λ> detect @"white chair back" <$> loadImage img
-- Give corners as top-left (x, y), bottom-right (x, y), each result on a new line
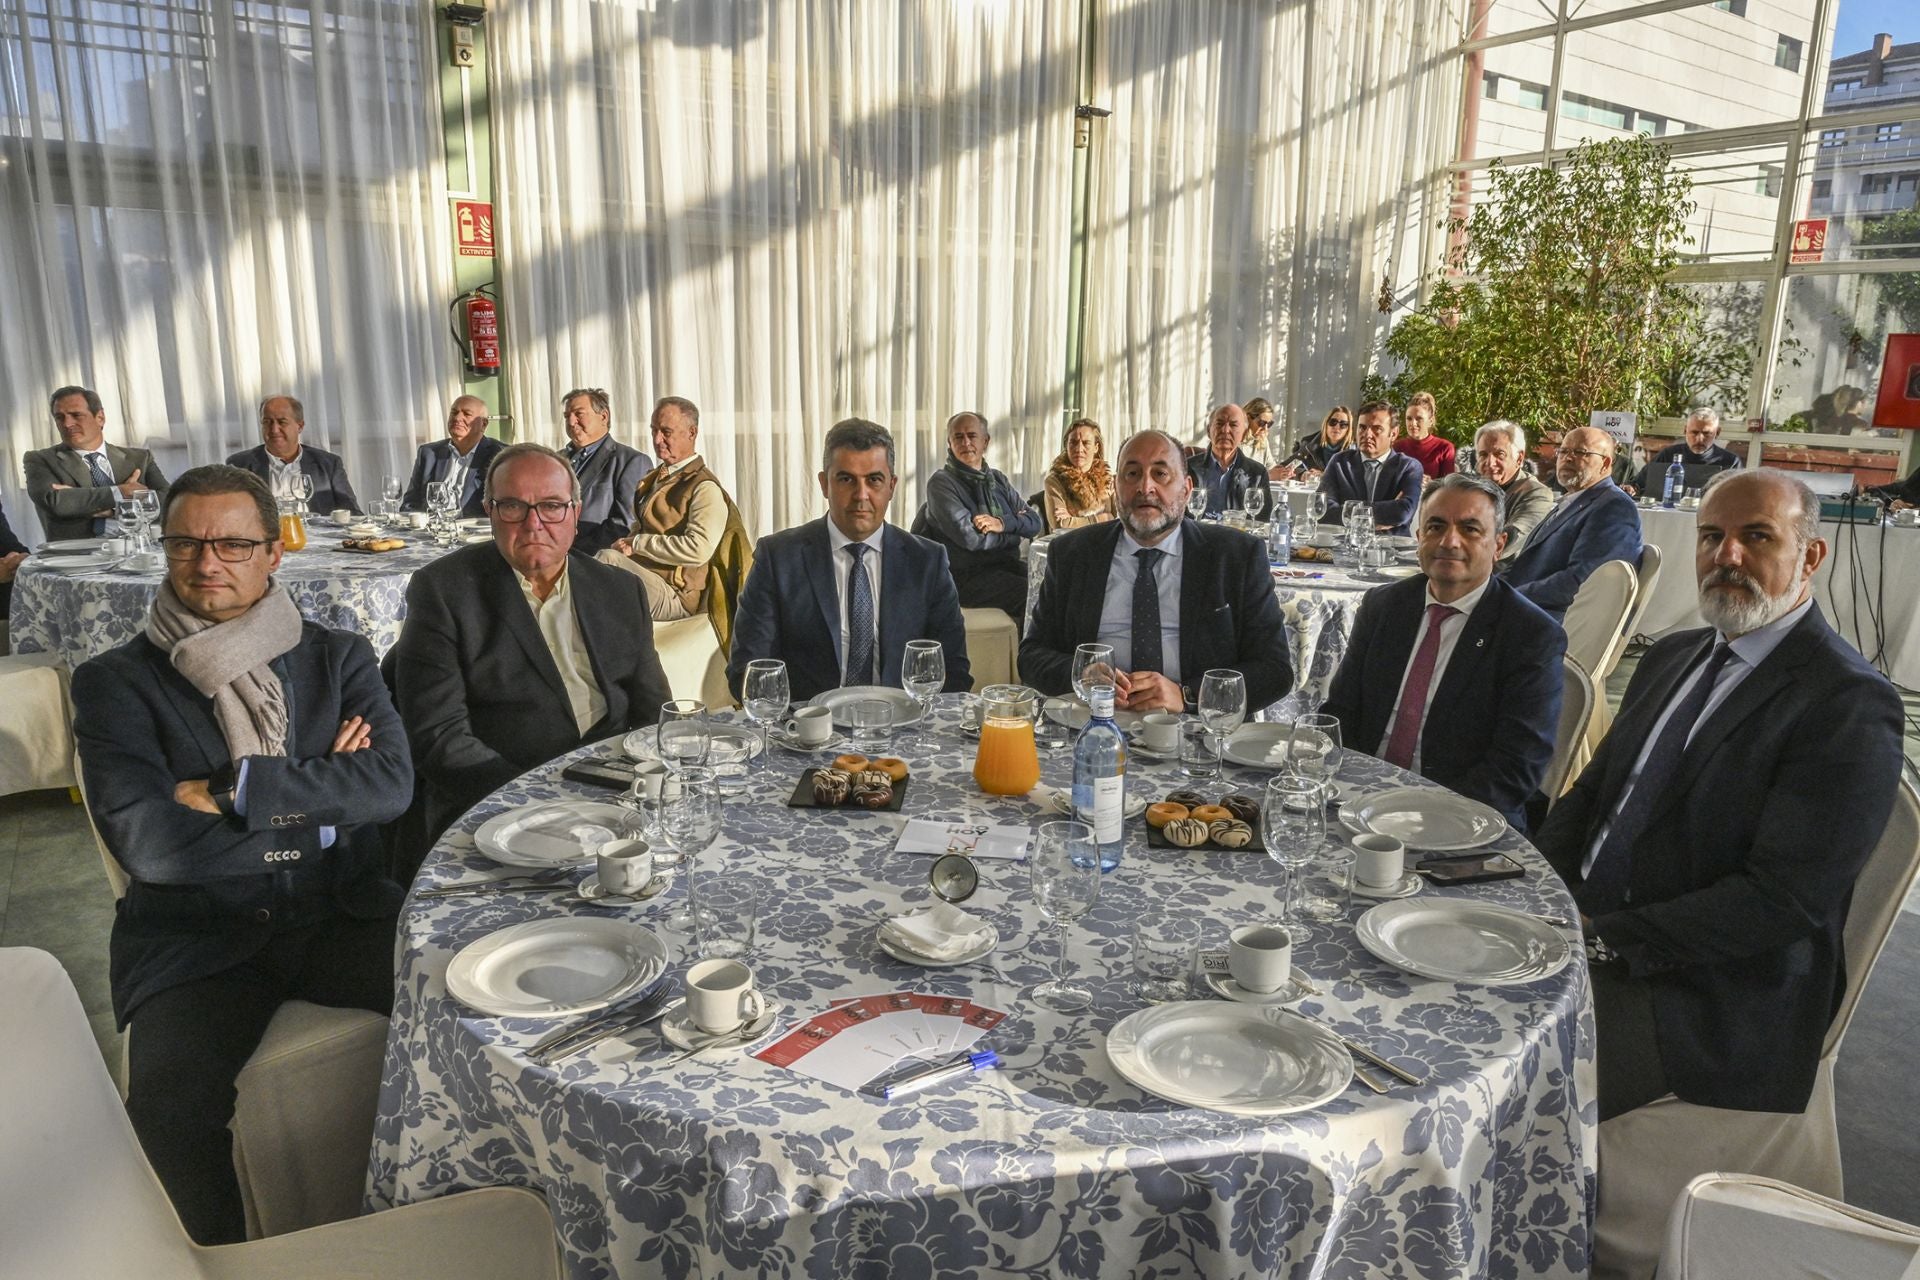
top-left (1596, 544), bottom-right (1665, 681)
top-left (72, 748), bottom-right (131, 900)
top-left (1560, 559), bottom-right (1639, 680)
top-left (1543, 656), bottom-right (1596, 802)
top-left (1662, 1173), bottom-right (1920, 1280)
top-left (0, 652), bottom-right (77, 796)
top-left (1826, 769), bottom-right (1920, 1058)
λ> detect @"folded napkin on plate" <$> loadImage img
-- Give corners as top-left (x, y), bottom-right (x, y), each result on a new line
top-left (879, 903), bottom-right (993, 960)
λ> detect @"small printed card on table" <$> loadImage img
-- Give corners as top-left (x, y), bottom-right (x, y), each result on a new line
top-left (751, 990), bottom-right (1007, 1093)
top-left (895, 819), bottom-right (1029, 861)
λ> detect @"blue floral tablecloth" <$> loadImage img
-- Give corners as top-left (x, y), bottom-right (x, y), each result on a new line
top-left (9, 537), bottom-right (456, 667)
top-left (370, 709), bottom-right (1595, 1279)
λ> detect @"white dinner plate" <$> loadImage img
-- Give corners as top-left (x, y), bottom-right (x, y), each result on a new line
top-left (1301, 530), bottom-right (1338, 549)
top-left (445, 917), bottom-right (669, 1017)
top-left (1357, 564), bottom-right (1422, 583)
top-left (474, 800), bottom-right (636, 868)
top-left (37, 552), bottom-right (121, 572)
top-left (457, 517), bottom-right (491, 531)
top-left (806, 685), bottom-right (925, 730)
top-left (1356, 898), bottom-right (1571, 985)
top-left (1221, 722), bottom-right (1339, 774)
top-left (1042, 698), bottom-right (1146, 733)
top-left (1106, 1002), bottom-right (1353, 1116)
top-left (620, 723), bottom-right (765, 764)
top-left (876, 926), bottom-right (999, 968)
top-left (41, 538), bottom-right (106, 553)
top-left (1381, 535), bottom-right (1418, 550)
top-left (1338, 787), bottom-right (1507, 850)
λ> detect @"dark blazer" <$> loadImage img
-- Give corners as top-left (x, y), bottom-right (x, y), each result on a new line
top-left (1649, 441), bottom-right (1742, 472)
top-left (1535, 605), bottom-right (1904, 1111)
top-left (1867, 463), bottom-right (1920, 506)
top-left (388, 543), bottom-right (673, 835)
top-left (1185, 448), bottom-right (1273, 518)
top-left (727, 518), bottom-right (973, 703)
top-left (1504, 478), bottom-right (1642, 619)
top-left (225, 444), bottom-right (361, 516)
top-left (71, 623), bottom-right (410, 1026)
top-left (402, 436), bottom-right (505, 519)
top-left (571, 437), bottom-right (656, 555)
top-left (1315, 450), bottom-right (1423, 535)
top-left (1320, 574), bottom-right (1564, 830)
top-left (0, 499), bottom-right (27, 618)
top-left (1020, 519), bottom-right (1292, 712)
top-left (23, 441), bottom-right (173, 541)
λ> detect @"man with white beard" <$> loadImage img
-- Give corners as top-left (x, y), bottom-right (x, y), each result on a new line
top-left (1535, 469), bottom-right (1902, 1124)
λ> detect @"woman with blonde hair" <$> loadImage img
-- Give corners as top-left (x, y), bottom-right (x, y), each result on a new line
top-left (1278, 405), bottom-right (1353, 480)
top-left (1043, 417), bottom-right (1117, 530)
top-left (1241, 397), bottom-right (1278, 467)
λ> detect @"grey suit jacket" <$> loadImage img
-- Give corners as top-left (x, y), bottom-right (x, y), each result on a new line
top-left (225, 443), bottom-right (361, 516)
top-left (571, 438), bottom-right (656, 555)
top-left (23, 442), bottom-right (172, 541)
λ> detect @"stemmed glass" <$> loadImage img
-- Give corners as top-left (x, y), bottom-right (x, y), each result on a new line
top-left (1286, 714), bottom-right (1343, 787)
top-left (741, 659), bottom-right (789, 761)
top-left (1198, 669), bottom-right (1247, 764)
top-left (1242, 485), bottom-right (1266, 521)
top-left (902, 640), bottom-right (945, 717)
top-left (1184, 488), bottom-right (1209, 521)
top-left (295, 472), bottom-right (315, 505)
top-left (1030, 820), bottom-right (1100, 1012)
top-left (132, 488), bottom-right (160, 552)
top-left (113, 493), bottom-right (141, 549)
top-left (657, 700), bottom-right (711, 779)
top-left (381, 474), bottom-right (403, 524)
top-left (660, 765), bottom-right (721, 937)
top-left (1070, 643), bottom-right (1115, 706)
top-left (1308, 492), bottom-right (1331, 525)
top-left (1262, 775), bottom-right (1328, 924)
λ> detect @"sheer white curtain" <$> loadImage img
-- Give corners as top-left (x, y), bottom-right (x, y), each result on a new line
top-left (0, 0), bottom-right (455, 542)
top-left (1084, 0), bottom-right (1463, 449)
top-left (489, 0), bottom-right (1080, 538)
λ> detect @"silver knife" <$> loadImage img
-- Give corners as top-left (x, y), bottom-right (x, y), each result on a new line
top-left (418, 877), bottom-right (573, 899)
top-left (1342, 1037), bottom-right (1426, 1087)
top-left (530, 991), bottom-right (679, 1063)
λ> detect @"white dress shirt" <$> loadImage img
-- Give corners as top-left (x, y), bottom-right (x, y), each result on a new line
top-left (516, 565), bottom-right (608, 736)
top-left (1376, 577), bottom-right (1490, 772)
top-left (1581, 595), bottom-right (1813, 877)
top-left (446, 440), bottom-right (479, 500)
top-left (1095, 522), bottom-right (1185, 681)
top-left (826, 519), bottom-right (886, 677)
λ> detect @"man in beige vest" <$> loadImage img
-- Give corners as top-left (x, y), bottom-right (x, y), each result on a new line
top-left (599, 396), bottom-right (748, 625)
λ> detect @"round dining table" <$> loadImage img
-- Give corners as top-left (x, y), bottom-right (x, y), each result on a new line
top-left (8, 533), bottom-right (462, 668)
top-left (369, 706), bottom-right (1596, 1279)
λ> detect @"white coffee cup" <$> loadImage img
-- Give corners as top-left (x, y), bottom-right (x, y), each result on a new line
top-left (785, 705), bottom-right (833, 747)
top-left (628, 758), bottom-right (667, 801)
top-left (331, 509), bottom-right (356, 526)
top-left (686, 958), bottom-right (768, 1035)
top-left (595, 838), bottom-right (653, 896)
top-left (1352, 833), bottom-right (1406, 889)
top-left (1138, 712), bottom-right (1180, 753)
top-left (404, 511), bottom-right (429, 529)
top-left (1228, 923), bottom-right (1292, 993)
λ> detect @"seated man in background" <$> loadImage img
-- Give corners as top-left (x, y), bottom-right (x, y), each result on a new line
top-left (1505, 425), bottom-right (1642, 621)
top-left (403, 394), bottom-right (502, 519)
top-left (24, 384), bottom-right (170, 540)
top-left (1320, 474), bottom-right (1563, 831)
top-left (1536, 470), bottom-right (1901, 1121)
top-left (72, 464), bottom-right (410, 1244)
top-left (1472, 420), bottom-right (1554, 569)
top-left (562, 387), bottom-right (655, 555)
top-left (226, 394), bottom-right (360, 516)
top-left (1316, 401), bottom-right (1422, 535)
top-left (389, 442), bottom-right (671, 844)
top-left (1632, 407), bottom-right (1742, 495)
top-left (911, 410), bottom-right (1042, 619)
top-left (731, 418), bottom-right (971, 702)
top-left (1186, 402), bottom-right (1272, 517)
top-left (1022, 429), bottom-right (1291, 714)
top-left (599, 395), bottom-right (752, 640)
top-left (1867, 459), bottom-right (1920, 510)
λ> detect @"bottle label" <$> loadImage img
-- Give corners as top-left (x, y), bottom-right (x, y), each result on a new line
top-left (1091, 775), bottom-right (1124, 844)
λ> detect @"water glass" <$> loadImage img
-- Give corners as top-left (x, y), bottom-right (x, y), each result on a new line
top-left (1262, 776), bottom-right (1329, 924)
top-left (696, 876), bottom-right (760, 960)
top-left (742, 659), bottom-right (790, 758)
top-left (661, 766), bottom-right (721, 933)
top-left (903, 640), bottom-right (945, 710)
top-left (849, 698), bottom-right (892, 755)
top-left (1185, 488), bottom-right (1209, 521)
top-left (1198, 668), bottom-right (1246, 762)
top-left (1242, 486), bottom-right (1266, 520)
top-left (1030, 821), bottom-right (1100, 1012)
top-left (1132, 916), bottom-right (1201, 1003)
top-left (1286, 715), bottom-right (1343, 785)
top-left (1300, 844), bottom-right (1355, 922)
top-left (1178, 718), bottom-right (1222, 779)
top-left (1070, 643), bottom-right (1115, 704)
top-left (657, 700), bottom-right (711, 776)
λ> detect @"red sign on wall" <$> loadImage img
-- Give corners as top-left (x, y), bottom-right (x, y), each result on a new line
top-left (454, 200), bottom-right (494, 258)
top-left (1790, 218), bottom-right (1827, 264)
top-left (1873, 334), bottom-right (1920, 431)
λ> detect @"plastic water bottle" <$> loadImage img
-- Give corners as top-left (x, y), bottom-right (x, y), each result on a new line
top-left (1267, 499), bottom-right (1292, 565)
top-left (1072, 683), bottom-right (1127, 873)
top-left (1662, 456), bottom-right (1685, 508)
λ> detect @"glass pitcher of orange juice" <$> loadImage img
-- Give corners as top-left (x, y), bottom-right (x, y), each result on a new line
top-left (277, 500), bottom-right (308, 552)
top-left (973, 684), bottom-right (1040, 796)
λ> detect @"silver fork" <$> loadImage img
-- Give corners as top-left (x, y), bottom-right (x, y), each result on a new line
top-left (528, 986), bottom-right (677, 1064)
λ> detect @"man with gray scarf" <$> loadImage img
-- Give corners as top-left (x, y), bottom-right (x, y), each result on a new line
top-left (72, 464), bottom-right (411, 1245)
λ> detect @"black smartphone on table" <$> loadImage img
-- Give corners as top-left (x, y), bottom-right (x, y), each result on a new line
top-left (1414, 853), bottom-right (1526, 886)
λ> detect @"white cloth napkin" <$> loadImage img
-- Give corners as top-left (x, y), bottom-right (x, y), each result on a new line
top-left (879, 903), bottom-right (993, 960)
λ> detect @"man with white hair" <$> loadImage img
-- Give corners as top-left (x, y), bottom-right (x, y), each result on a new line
top-left (1472, 420), bottom-right (1553, 568)
top-left (1535, 468), bottom-right (1902, 1121)
top-left (1631, 407), bottom-right (1742, 494)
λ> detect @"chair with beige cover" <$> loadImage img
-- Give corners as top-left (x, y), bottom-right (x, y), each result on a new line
top-left (1660, 1173), bottom-right (1920, 1280)
top-left (1541, 656), bottom-right (1596, 803)
top-left (651, 614), bottom-right (723, 702)
top-left (1584, 545), bottom-right (1665, 756)
top-left (961, 606), bottom-right (1019, 688)
top-left (0, 946), bottom-right (561, 1280)
top-left (1557, 559), bottom-right (1638, 780)
top-left (74, 751), bottom-right (393, 1239)
top-left (0, 652), bottom-right (77, 796)
top-left (1593, 771), bottom-right (1920, 1280)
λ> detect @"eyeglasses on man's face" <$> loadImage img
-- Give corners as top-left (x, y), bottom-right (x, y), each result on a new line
top-left (1560, 448), bottom-right (1610, 463)
top-left (487, 497), bottom-right (577, 524)
top-left (159, 536), bottom-right (274, 563)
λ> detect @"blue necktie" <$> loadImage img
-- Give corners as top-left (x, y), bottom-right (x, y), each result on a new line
top-left (1132, 548), bottom-right (1165, 677)
top-left (81, 450), bottom-right (114, 535)
top-left (1583, 642), bottom-right (1736, 915)
top-left (844, 542), bottom-right (876, 686)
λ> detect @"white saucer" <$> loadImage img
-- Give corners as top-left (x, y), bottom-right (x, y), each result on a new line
top-left (768, 729), bottom-right (848, 754)
top-left (876, 927), bottom-right (999, 968)
top-left (1044, 786), bottom-right (1149, 820)
top-left (660, 1002), bottom-right (781, 1052)
top-left (1203, 970), bottom-right (1314, 1006)
top-left (576, 871), bottom-right (674, 903)
top-left (1352, 872), bottom-right (1423, 900)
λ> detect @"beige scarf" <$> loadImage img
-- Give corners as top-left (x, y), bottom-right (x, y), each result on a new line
top-left (145, 578), bottom-right (304, 760)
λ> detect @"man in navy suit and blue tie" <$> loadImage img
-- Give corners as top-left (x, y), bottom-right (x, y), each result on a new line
top-left (1320, 473), bottom-right (1564, 830)
top-left (727, 418), bottom-right (972, 703)
top-left (1504, 425), bottom-right (1642, 621)
top-left (1315, 401), bottom-right (1423, 536)
top-left (401, 395), bottom-right (503, 519)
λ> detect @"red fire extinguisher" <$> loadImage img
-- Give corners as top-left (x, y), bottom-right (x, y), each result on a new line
top-left (449, 285), bottom-right (501, 376)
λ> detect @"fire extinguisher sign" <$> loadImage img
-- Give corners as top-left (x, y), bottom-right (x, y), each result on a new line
top-left (454, 200), bottom-right (494, 258)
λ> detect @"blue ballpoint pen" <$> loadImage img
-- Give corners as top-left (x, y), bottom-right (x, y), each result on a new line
top-left (880, 1049), bottom-right (1000, 1100)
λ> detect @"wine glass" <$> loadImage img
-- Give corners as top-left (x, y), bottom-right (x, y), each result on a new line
top-left (1242, 485), bottom-right (1266, 521)
top-left (903, 640), bottom-right (945, 714)
top-left (1286, 714), bottom-right (1343, 786)
top-left (1198, 669), bottom-right (1247, 762)
top-left (657, 700), bottom-right (711, 778)
top-left (1185, 488), bottom-right (1208, 521)
top-left (1262, 775), bottom-right (1327, 923)
top-left (660, 766), bottom-right (721, 935)
top-left (1070, 643), bottom-right (1115, 706)
top-left (1308, 492), bottom-right (1331, 525)
top-left (741, 659), bottom-right (789, 759)
top-left (133, 488), bottom-right (161, 551)
top-left (112, 493), bottom-right (140, 548)
top-left (295, 472), bottom-right (315, 504)
top-left (381, 474), bottom-right (403, 506)
top-left (1030, 820), bottom-right (1100, 1012)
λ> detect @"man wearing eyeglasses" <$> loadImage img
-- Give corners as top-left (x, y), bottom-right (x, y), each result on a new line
top-left (70, 464), bottom-right (411, 1245)
top-left (1504, 426), bottom-right (1643, 622)
top-left (387, 442), bottom-right (671, 853)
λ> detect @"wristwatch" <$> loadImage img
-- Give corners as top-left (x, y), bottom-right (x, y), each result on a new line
top-left (206, 761), bottom-right (240, 818)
